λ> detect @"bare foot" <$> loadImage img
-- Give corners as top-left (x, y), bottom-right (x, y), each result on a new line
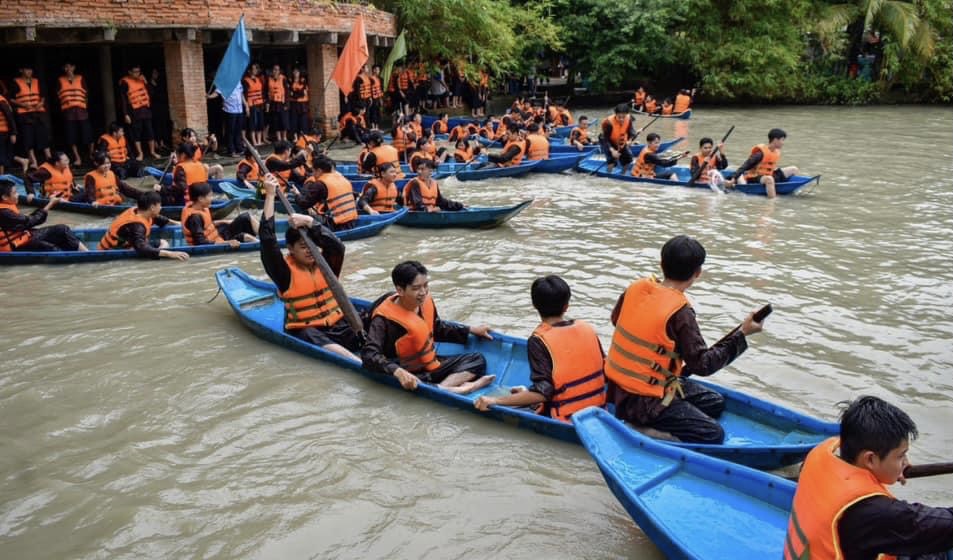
top-left (445, 374), bottom-right (496, 395)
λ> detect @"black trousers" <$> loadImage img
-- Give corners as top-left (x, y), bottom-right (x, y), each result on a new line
top-left (603, 144), bottom-right (633, 167)
top-left (289, 321), bottom-right (362, 352)
top-left (224, 112), bottom-right (244, 155)
top-left (368, 99), bottom-right (382, 127)
top-left (16, 225), bottom-right (82, 252)
top-left (418, 352), bottom-right (487, 384)
top-left (111, 159), bottom-right (142, 180)
top-left (216, 212), bottom-right (256, 240)
top-left (612, 379), bottom-right (726, 444)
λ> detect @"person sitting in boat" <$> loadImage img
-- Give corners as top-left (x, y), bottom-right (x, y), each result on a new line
top-left (605, 235), bottom-right (764, 443)
top-left (690, 137), bottom-right (728, 186)
top-left (0, 179), bottom-right (88, 253)
top-left (568, 116), bottom-right (594, 151)
top-left (486, 127), bottom-right (525, 168)
top-left (259, 174), bottom-right (362, 361)
top-left (452, 138), bottom-right (479, 163)
top-left (296, 155), bottom-right (358, 231)
top-left (474, 275), bottom-right (606, 420)
top-left (448, 121), bottom-right (474, 143)
top-left (98, 191), bottom-right (188, 261)
top-left (361, 260), bottom-right (495, 393)
top-left (632, 133), bottom-right (689, 180)
top-left (97, 122), bottom-right (141, 179)
top-left (162, 143), bottom-right (206, 206)
top-left (179, 127), bottom-right (224, 180)
top-left (524, 123), bottom-right (550, 161)
top-left (181, 182), bottom-right (259, 247)
top-left (660, 98), bottom-right (674, 116)
top-left (632, 86), bottom-right (647, 110)
top-left (360, 132), bottom-right (402, 178)
top-left (643, 95), bottom-right (659, 115)
top-left (599, 104), bottom-right (638, 173)
top-left (82, 152), bottom-right (146, 206)
top-left (403, 159), bottom-right (464, 213)
top-left (338, 104), bottom-right (368, 145)
top-left (430, 113), bottom-right (450, 135)
top-left (264, 140), bottom-right (308, 193)
top-left (732, 128), bottom-right (799, 199)
top-left (552, 104), bottom-right (573, 127)
top-left (236, 146), bottom-right (262, 191)
top-left (294, 127), bottom-right (322, 153)
top-left (25, 152), bottom-right (78, 201)
top-left (784, 396), bottom-right (953, 559)
top-left (478, 116), bottom-right (499, 140)
top-left (358, 162), bottom-right (400, 215)
top-left (674, 88), bottom-right (694, 114)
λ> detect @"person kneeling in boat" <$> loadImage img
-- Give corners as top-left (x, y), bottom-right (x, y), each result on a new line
top-left (569, 116), bottom-right (593, 151)
top-left (606, 235), bottom-right (764, 444)
top-left (358, 162), bottom-right (400, 216)
top-left (784, 396), bottom-right (953, 560)
top-left (362, 260), bottom-right (495, 393)
top-left (632, 133), bottom-right (690, 180)
top-left (0, 179), bottom-right (88, 252)
top-left (181, 182), bottom-right (259, 247)
top-left (690, 137), bottom-right (728, 187)
top-left (474, 275), bottom-right (606, 419)
top-left (732, 128), bottom-right (799, 199)
top-left (600, 104), bottom-right (637, 173)
top-left (297, 155), bottom-right (358, 231)
top-left (259, 174), bottom-right (362, 361)
top-left (98, 191), bottom-right (188, 261)
top-left (403, 159), bottom-right (464, 213)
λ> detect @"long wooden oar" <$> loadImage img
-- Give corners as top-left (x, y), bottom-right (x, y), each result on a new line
top-left (589, 114), bottom-right (661, 177)
top-left (689, 125), bottom-right (735, 188)
top-left (904, 462), bottom-right (953, 479)
top-left (243, 138), bottom-right (365, 338)
top-left (140, 154), bottom-right (174, 190)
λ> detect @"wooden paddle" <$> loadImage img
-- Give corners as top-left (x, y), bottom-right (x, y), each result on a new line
top-left (904, 462), bottom-right (953, 480)
top-left (243, 138), bottom-right (366, 338)
top-left (140, 154), bottom-right (174, 190)
top-left (689, 125), bottom-right (735, 188)
top-left (589, 114), bottom-right (661, 176)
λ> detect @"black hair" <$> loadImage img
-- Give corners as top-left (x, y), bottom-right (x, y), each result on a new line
top-left (137, 190), bottom-right (161, 210)
top-left (176, 143), bottom-right (196, 159)
top-left (352, 102), bottom-right (365, 112)
top-left (180, 127), bottom-right (196, 139)
top-left (579, 116), bottom-right (589, 122)
top-left (699, 137), bottom-right (714, 147)
top-left (527, 123), bottom-right (540, 133)
top-left (188, 182), bottom-right (213, 201)
top-left (109, 122), bottom-right (123, 135)
top-left (51, 151), bottom-right (69, 165)
top-left (645, 132), bottom-right (661, 143)
top-left (839, 396), bottom-right (918, 463)
top-left (92, 151), bottom-right (109, 167)
top-left (392, 260), bottom-right (428, 288)
top-left (415, 137), bottom-right (428, 150)
top-left (273, 140), bottom-right (292, 155)
top-left (285, 226), bottom-right (310, 247)
top-left (531, 275), bottom-right (571, 318)
top-left (768, 128), bottom-right (787, 141)
top-left (0, 179), bottom-right (16, 199)
top-left (368, 131), bottom-right (384, 146)
top-left (416, 158), bottom-right (435, 170)
top-left (312, 155), bottom-right (334, 173)
top-left (378, 162), bottom-right (396, 173)
top-left (614, 103), bottom-right (629, 114)
top-left (660, 235), bottom-right (706, 281)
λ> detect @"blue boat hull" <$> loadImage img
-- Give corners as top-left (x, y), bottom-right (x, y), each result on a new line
top-left (531, 154), bottom-right (582, 173)
top-left (392, 199), bottom-right (533, 229)
top-left (216, 267), bottom-right (837, 469)
top-left (0, 210), bottom-right (405, 265)
top-left (144, 166), bottom-right (234, 193)
top-left (456, 160), bottom-right (541, 181)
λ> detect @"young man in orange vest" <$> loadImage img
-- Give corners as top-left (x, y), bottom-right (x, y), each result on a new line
top-left (599, 103), bottom-right (638, 173)
top-left (182, 182), bottom-right (259, 247)
top-left (58, 63), bottom-right (92, 167)
top-left (297, 155), bottom-right (358, 231)
top-left (243, 64), bottom-right (266, 147)
top-left (784, 396), bottom-right (953, 559)
top-left (487, 127), bottom-right (526, 167)
top-left (605, 235), bottom-right (765, 443)
top-left (164, 143), bottom-right (207, 206)
top-left (362, 260), bottom-right (495, 393)
top-left (474, 275), bottom-right (606, 420)
top-left (265, 64), bottom-right (289, 143)
top-left (358, 162), bottom-right (400, 215)
top-left (368, 64), bottom-right (384, 131)
top-left (11, 66), bottom-right (52, 169)
top-left (0, 179), bottom-right (87, 253)
top-left (259, 173), bottom-right (361, 360)
top-left (402, 159), bottom-right (464, 212)
top-left (25, 152), bottom-right (78, 201)
top-left (568, 116), bottom-right (594, 151)
top-left (82, 152), bottom-right (144, 206)
top-left (733, 128), bottom-right (800, 199)
top-left (96, 122), bottom-right (141, 179)
top-left (119, 66), bottom-right (159, 161)
top-left (99, 191), bottom-right (188, 260)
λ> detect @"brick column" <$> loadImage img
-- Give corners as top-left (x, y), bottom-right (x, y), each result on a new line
top-left (163, 40), bottom-right (208, 136)
top-left (98, 46), bottom-right (117, 129)
top-left (306, 41), bottom-right (340, 137)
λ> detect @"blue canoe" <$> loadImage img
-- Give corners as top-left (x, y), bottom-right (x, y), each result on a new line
top-left (144, 166), bottom-right (236, 194)
top-left (573, 407), bottom-right (953, 560)
top-left (550, 145), bottom-right (599, 157)
top-left (421, 115), bottom-right (481, 130)
top-left (631, 108), bottom-right (693, 120)
top-left (576, 155), bottom-right (820, 196)
top-left (216, 266), bottom-right (837, 469)
top-left (0, 210), bottom-right (406, 265)
top-left (390, 199), bottom-right (533, 229)
top-left (532, 154), bottom-right (585, 173)
top-left (455, 160), bottom-right (542, 182)
top-left (0, 174), bottom-right (240, 219)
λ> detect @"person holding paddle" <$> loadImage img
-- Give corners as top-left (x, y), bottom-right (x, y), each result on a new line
top-left (733, 128), bottom-right (800, 199)
top-left (568, 116), bottom-right (594, 150)
top-left (599, 104), bottom-right (638, 173)
top-left (631, 133), bottom-right (689, 180)
top-left (604, 235), bottom-right (765, 443)
top-left (784, 396), bottom-right (953, 559)
top-left (690, 137), bottom-right (728, 186)
top-left (259, 172), bottom-right (361, 360)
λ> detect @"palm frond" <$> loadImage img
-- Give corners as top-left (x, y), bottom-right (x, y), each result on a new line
top-left (876, 0), bottom-right (918, 49)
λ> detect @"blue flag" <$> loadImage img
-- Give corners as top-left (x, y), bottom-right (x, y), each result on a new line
top-left (212, 16), bottom-right (250, 97)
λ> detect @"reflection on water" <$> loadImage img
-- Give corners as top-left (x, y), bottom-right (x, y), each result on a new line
top-left (1, 106), bottom-right (951, 559)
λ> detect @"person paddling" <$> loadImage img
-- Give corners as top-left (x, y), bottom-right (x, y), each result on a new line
top-left (783, 396), bottom-right (953, 559)
top-left (0, 179), bottom-right (88, 253)
top-left (733, 128), bottom-right (799, 199)
top-left (690, 137), bottom-right (728, 186)
top-left (361, 260), bottom-right (495, 394)
top-left (631, 133), bottom-right (689, 180)
top-left (487, 127), bottom-right (526, 168)
top-left (474, 275), bottom-right (606, 420)
top-left (599, 103), bottom-right (638, 173)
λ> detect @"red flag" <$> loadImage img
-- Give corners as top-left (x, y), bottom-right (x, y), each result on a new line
top-left (331, 14), bottom-right (369, 96)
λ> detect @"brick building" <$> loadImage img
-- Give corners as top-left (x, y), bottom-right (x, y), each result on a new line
top-left (0, 0), bottom-right (396, 147)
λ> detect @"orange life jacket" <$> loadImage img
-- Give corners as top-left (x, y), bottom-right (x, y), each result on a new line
top-left (120, 76), bottom-right (150, 110)
top-left (0, 95), bottom-right (10, 133)
top-left (0, 202), bottom-right (33, 252)
top-left (633, 90), bottom-right (646, 106)
top-left (267, 75), bottom-right (287, 104)
top-left (291, 80), bottom-right (309, 103)
top-left (295, 134), bottom-right (321, 152)
top-left (432, 120), bottom-right (448, 134)
top-left (392, 127), bottom-right (409, 155)
top-left (338, 112), bottom-right (364, 131)
top-left (85, 169), bottom-right (124, 206)
top-left (632, 147), bottom-right (658, 178)
top-left (783, 437), bottom-right (897, 560)
top-left (13, 77), bottom-right (43, 114)
top-left (99, 207), bottom-right (153, 250)
top-left (238, 158), bottom-right (261, 182)
top-left (174, 160), bottom-right (208, 202)
top-left (370, 145), bottom-right (404, 177)
top-left (402, 177), bottom-right (439, 210)
top-left (533, 321), bottom-right (606, 421)
top-left (661, 103), bottom-right (673, 116)
top-left (100, 134), bottom-right (128, 164)
top-left (369, 75), bottom-right (383, 99)
top-left (570, 127), bottom-right (590, 144)
top-left (449, 125), bottom-right (470, 142)
top-left (180, 204), bottom-right (224, 245)
top-left (362, 178), bottom-right (398, 212)
top-left (372, 294), bottom-right (441, 373)
top-left (608, 115), bottom-right (631, 148)
top-left (357, 75), bottom-right (372, 100)
top-left (525, 133), bottom-right (550, 161)
top-left (604, 278), bottom-right (688, 405)
top-left (644, 99), bottom-right (658, 114)
top-left (314, 171), bottom-right (357, 226)
top-left (58, 75), bottom-right (87, 111)
top-left (39, 162), bottom-right (74, 200)
top-left (409, 151), bottom-right (430, 173)
top-left (244, 76), bottom-right (264, 107)
top-left (746, 144), bottom-right (781, 179)
top-left (397, 70), bottom-right (411, 91)
top-left (193, 144), bottom-right (204, 162)
top-left (410, 122), bottom-right (423, 139)
top-left (280, 254), bottom-right (345, 330)
top-left (556, 109), bottom-right (573, 126)
top-left (674, 93), bottom-right (692, 114)
top-left (692, 153), bottom-right (721, 184)
top-left (501, 139), bottom-right (525, 167)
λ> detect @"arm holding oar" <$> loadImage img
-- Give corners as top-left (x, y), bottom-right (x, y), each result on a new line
top-left (592, 112), bottom-right (660, 176)
top-left (689, 125), bottom-right (734, 189)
